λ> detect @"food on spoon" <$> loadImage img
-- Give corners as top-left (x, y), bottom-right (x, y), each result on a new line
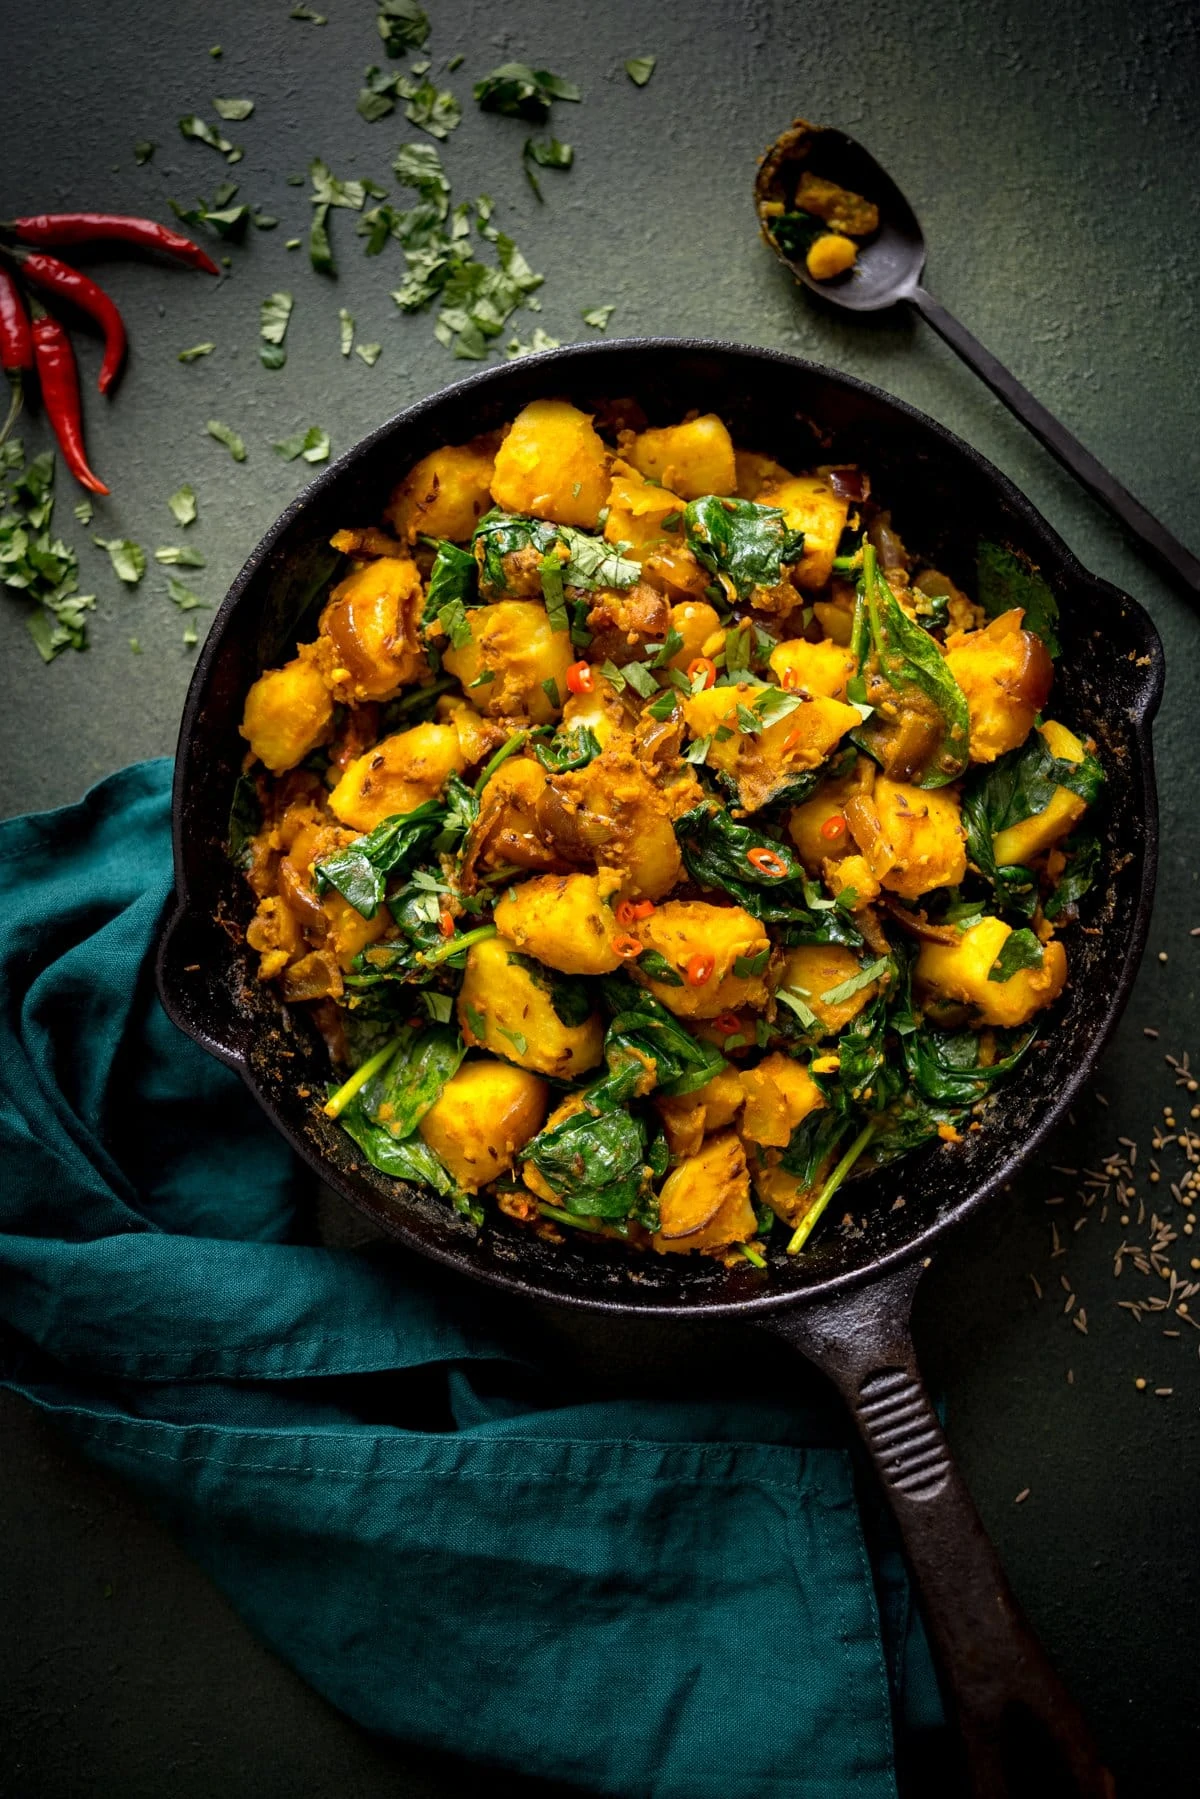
top-left (234, 399), bottom-right (1099, 1267)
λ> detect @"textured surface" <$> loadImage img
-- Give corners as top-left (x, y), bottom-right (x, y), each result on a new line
top-left (1, 0), bottom-right (1198, 1793)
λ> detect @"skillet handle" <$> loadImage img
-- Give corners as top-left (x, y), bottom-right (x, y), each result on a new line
top-left (761, 1261), bottom-right (1115, 1799)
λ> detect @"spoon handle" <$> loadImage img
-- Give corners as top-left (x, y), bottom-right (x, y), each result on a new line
top-left (910, 284), bottom-right (1200, 598)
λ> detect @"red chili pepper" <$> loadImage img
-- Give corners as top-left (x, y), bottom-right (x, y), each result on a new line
top-left (685, 952), bottom-right (715, 987)
top-left (820, 813), bottom-right (847, 841)
top-left (438, 910), bottom-right (456, 938)
top-left (780, 667), bottom-right (802, 691)
top-left (17, 253), bottom-right (127, 394)
top-left (782, 726), bottom-right (806, 754)
top-left (0, 266), bottom-right (31, 443)
top-left (0, 265), bottom-right (32, 372)
top-left (10, 212), bottom-right (219, 276)
top-left (29, 313), bottom-right (109, 493)
top-left (615, 897), bottom-right (656, 927)
top-left (746, 846), bottom-right (789, 879)
top-left (629, 899), bottom-right (656, 921)
top-left (611, 934), bottom-right (643, 960)
top-left (687, 656), bottom-right (717, 690)
top-left (713, 1011), bottom-right (743, 1035)
top-left (565, 660), bottom-right (594, 696)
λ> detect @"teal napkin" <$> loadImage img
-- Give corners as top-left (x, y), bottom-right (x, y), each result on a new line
top-left (0, 761), bottom-right (944, 1797)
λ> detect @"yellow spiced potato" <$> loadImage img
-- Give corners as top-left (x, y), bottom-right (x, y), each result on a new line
top-left (418, 1060), bottom-right (548, 1191)
top-left (915, 917), bottom-right (1068, 1029)
top-left (384, 437), bottom-right (498, 544)
top-left (443, 600), bottom-right (573, 723)
top-left (626, 414), bottom-right (737, 500)
top-left (493, 874), bottom-right (623, 976)
top-left (329, 723), bottom-right (466, 832)
top-left (239, 401), bottom-right (1096, 1267)
top-left (240, 654), bottom-right (333, 773)
top-left (490, 399), bottom-right (610, 528)
top-left (457, 935), bottom-right (604, 1079)
top-left (314, 557), bottom-right (426, 702)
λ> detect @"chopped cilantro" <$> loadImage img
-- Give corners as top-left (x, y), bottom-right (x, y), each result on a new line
top-left (377, 0), bottom-right (429, 56)
top-left (274, 427), bottom-right (331, 464)
top-left (339, 307), bottom-right (355, 357)
top-left (473, 63), bottom-right (581, 121)
top-left (165, 575), bottom-right (208, 612)
top-left (213, 97), bottom-right (254, 121)
top-left (73, 499), bottom-right (93, 525)
top-left (259, 291), bottom-right (293, 369)
top-left (289, 3), bottom-right (326, 19)
top-left (523, 136), bottom-right (573, 201)
top-left (625, 56), bottom-right (656, 86)
top-left (178, 114), bottom-right (242, 163)
top-left (133, 140), bottom-right (155, 165)
top-left (168, 485), bottom-right (197, 526)
top-left (154, 546), bottom-right (206, 568)
top-left (206, 419), bottom-right (246, 461)
top-left (170, 191), bottom-right (248, 240)
top-left (94, 537), bottom-right (146, 585)
top-left (355, 342), bottom-right (382, 366)
top-left (1, 443), bottom-right (95, 660)
top-left (183, 622), bottom-right (200, 648)
top-left (178, 342), bottom-right (216, 362)
top-left (623, 661), bottom-right (658, 699)
top-left (581, 304), bottom-right (615, 329)
top-left (129, 637), bottom-right (142, 653)
top-left (506, 327), bottom-right (560, 357)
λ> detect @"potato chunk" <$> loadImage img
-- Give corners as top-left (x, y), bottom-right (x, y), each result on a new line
top-left (794, 170), bottom-right (879, 237)
top-left (768, 637), bottom-right (857, 702)
top-left (915, 917), bottom-right (1068, 1028)
top-left (314, 557), bottom-right (426, 703)
top-left (655, 1066), bottom-right (747, 1159)
top-left (739, 1054), bottom-right (824, 1148)
top-left (757, 475), bottom-right (850, 591)
top-left (493, 874), bottom-right (622, 975)
top-left (991, 721), bottom-right (1089, 867)
top-left (443, 600), bottom-right (573, 723)
top-left (667, 600), bottom-right (723, 669)
top-left (637, 901), bottom-right (770, 1019)
top-left (246, 894), bottom-right (305, 981)
top-left (560, 672), bottom-right (630, 751)
top-left (240, 653), bottom-right (333, 774)
top-left (542, 743), bottom-right (682, 900)
top-left (418, 1059), bottom-right (548, 1191)
top-left (734, 449), bottom-right (793, 500)
top-left (490, 399), bottom-right (610, 529)
top-left (787, 766), bottom-right (862, 871)
top-left (944, 608), bottom-right (1054, 764)
top-left (778, 943), bottom-right (880, 1037)
top-left (603, 459), bottom-right (708, 599)
top-left (383, 436), bottom-right (497, 544)
top-left (626, 414), bottom-right (737, 500)
top-left (328, 722), bottom-right (466, 833)
top-left (844, 777), bottom-right (967, 900)
top-left (457, 934), bottom-right (604, 1079)
top-left (684, 682), bottom-right (860, 813)
top-left (321, 891), bottom-right (389, 971)
top-left (652, 1131), bottom-right (757, 1254)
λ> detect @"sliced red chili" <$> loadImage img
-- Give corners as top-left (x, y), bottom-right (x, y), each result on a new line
top-left (686, 953), bottom-right (715, 987)
top-left (614, 899), bottom-right (637, 928)
top-left (686, 656), bottom-right (717, 690)
top-left (782, 726), bottom-right (805, 753)
top-left (629, 899), bottom-right (656, 921)
top-left (438, 910), bottom-right (456, 938)
top-left (781, 666), bottom-right (802, 691)
top-left (746, 846), bottom-right (788, 879)
top-left (611, 933), bottom-right (643, 960)
top-left (713, 1010), bottom-right (743, 1034)
top-left (565, 660), bottom-right (594, 695)
top-left (820, 814), bottom-right (847, 841)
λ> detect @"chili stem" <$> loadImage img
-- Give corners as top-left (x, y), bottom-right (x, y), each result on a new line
top-left (417, 921), bottom-right (497, 969)
top-left (322, 1035), bottom-right (402, 1119)
top-left (786, 1119), bottom-right (876, 1256)
top-left (474, 730), bottom-right (528, 797)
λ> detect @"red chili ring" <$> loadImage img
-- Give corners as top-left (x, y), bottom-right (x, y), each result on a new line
top-left (686, 656), bottom-right (717, 690)
top-left (713, 1011), bottom-right (743, 1034)
top-left (612, 934), bottom-right (644, 960)
top-left (565, 660), bottom-right (594, 695)
top-left (686, 952), bottom-right (715, 987)
top-left (746, 846), bottom-right (789, 879)
top-left (820, 814), bottom-right (847, 841)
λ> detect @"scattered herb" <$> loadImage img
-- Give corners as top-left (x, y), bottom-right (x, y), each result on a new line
top-left (523, 136), bottom-right (573, 200)
top-left (94, 536), bottom-right (146, 585)
top-left (581, 304), bottom-right (615, 329)
top-left (259, 291), bottom-right (293, 369)
top-left (154, 545), bottom-right (206, 568)
top-left (165, 575), bottom-right (208, 612)
top-left (178, 342), bottom-right (216, 361)
top-left (206, 419), bottom-right (246, 462)
top-left (290, 3), bottom-right (327, 19)
top-left (338, 308), bottom-right (355, 356)
top-left (178, 114), bottom-right (242, 163)
top-left (473, 63), bottom-right (581, 123)
top-left (73, 499), bottom-right (93, 525)
top-left (356, 341), bottom-right (383, 366)
top-left (0, 443), bottom-right (95, 660)
top-left (377, 0), bottom-right (429, 56)
top-left (273, 426), bottom-right (331, 464)
top-left (168, 484), bottom-right (197, 526)
top-left (625, 55), bottom-right (657, 85)
top-left (133, 140), bottom-right (156, 165)
top-left (213, 97), bottom-right (254, 121)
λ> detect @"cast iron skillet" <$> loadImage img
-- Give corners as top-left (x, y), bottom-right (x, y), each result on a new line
top-left (157, 340), bottom-right (1163, 1798)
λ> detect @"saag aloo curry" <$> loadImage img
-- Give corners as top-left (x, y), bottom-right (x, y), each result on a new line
top-left (233, 399), bottom-right (1101, 1266)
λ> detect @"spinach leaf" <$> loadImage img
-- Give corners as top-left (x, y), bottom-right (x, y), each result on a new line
top-left (523, 136), bottom-right (573, 200)
top-left (820, 955), bottom-right (891, 1007)
top-left (314, 800), bottom-right (443, 917)
top-left (338, 1093), bottom-right (458, 1194)
top-left (377, 0), bottom-right (429, 56)
top-left (556, 527), bottom-right (639, 590)
top-left (852, 543), bottom-right (971, 788)
top-left (358, 1026), bottom-right (465, 1138)
top-left (423, 540), bottom-right (478, 624)
top-left (780, 1107), bottom-right (853, 1186)
top-left (962, 731), bottom-right (1103, 881)
top-left (976, 541), bottom-right (1060, 657)
top-left (683, 496), bottom-right (804, 600)
top-left (473, 63), bottom-right (581, 122)
top-left (524, 1064), bottom-right (649, 1219)
top-left (600, 975), bottom-right (728, 1097)
top-left (531, 723), bottom-right (601, 772)
top-left (987, 928), bottom-right (1044, 982)
top-left (674, 804), bottom-right (863, 947)
top-left (227, 772), bottom-right (260, 870)
top-left (1044, 833), bottom-right (1101, 921)
top-left (903, 1023), bottom-right (1035, 1107)
top-left (834, 990), bottom-right (890, 1105)
top-left (472, 509), bottom-right (560, 596)
top-left (637, 948), bottom-right (684, 987)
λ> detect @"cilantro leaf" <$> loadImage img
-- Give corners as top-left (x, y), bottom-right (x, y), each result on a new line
top-left (625, 56), bottom-right (656, 86)
top-left (213, 97), bottom-right (254, 120)
top-left (259, 291), bottom-right (293, 369)
top-left (273, 427), bottom-right (331, 464)
top-left (133, 140), bottom-right (155, 165)
top-left (178, 114), bottom-right (241, 163)
top-left (94, 536), bottom-right (146, 585)
top-left (165, 575), bottom-right (208, 612)
top-left (1, 443), bottom-right (95, 659)
top-left (523, 136), bottom-right (573, 200)
top-left (377, 0), bottom-right (429, 57)
top-left (178, 342), bottom-right (216, 362)
top-left (339, 307), bottom-right (355, 356)
top-left (355, 342), bottom-right (382, 366)
top-left (206, 419), bottom-right (246, 462)
top-left (581, 304), bottom-right (615, 329)
top-left (168, 485), bottom-right (197, 526)
top-left (154, 545), bottom-right (206, 567)
top-left (473, 63), bottom-right (581, 122)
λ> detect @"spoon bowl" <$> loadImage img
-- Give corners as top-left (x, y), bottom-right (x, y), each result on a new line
top-left (755, 118), bottom-right (926, 311)
top-left (754, 116), bottom-right (1200, 595)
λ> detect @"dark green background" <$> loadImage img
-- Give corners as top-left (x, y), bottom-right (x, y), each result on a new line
top-left (2, 0), bottom-right (1198, 1792)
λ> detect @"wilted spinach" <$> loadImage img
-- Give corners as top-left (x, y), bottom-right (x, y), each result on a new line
top-left (852, 542), bottom-right (971, 788)
top-left (987, 928), bottom-right (1044, 982)
top-left (523, 1062), bottom-right (653, 1221)
top-left (423, 539), bottom-right (478, 624)
top-left (674, 804), bottom-right (862, 947)
top-left (1044, 833), bottom-right (1101, 921)
top-left (314, 800), bottom-right (444, 917)
top-left (961, 731), bottom-right (1103, 891)
top-left (531, 722), bottom-right (601, 772)
top-left (684, 495), bottom-right (804, 600)
top-left (506, 952), bottom-right (593, 1027)
top-left (976, 541), bottom-right (1060, 657)
top-left (600, 975), bottom-right (728, 1097)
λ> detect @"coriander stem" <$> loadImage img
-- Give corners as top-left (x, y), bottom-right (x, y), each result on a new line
top-left (417, 921), bottom-right (497, 969)
top-left (786, 1118), bottom-right (876, 1256)
top-left (323, 1035), bottom-right (402, 1120)
top-left (473, 730), bottom-right (528, 797)
top-left (536, 1202), bottom-right (616, 1235)
top-left (393, 674), bottom-right (456, 714)
top-left (739, 1240), bottom-right (767, 1268)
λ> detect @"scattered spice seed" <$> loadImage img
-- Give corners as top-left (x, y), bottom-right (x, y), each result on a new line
top-left (1135, 1377), bottom-right (1147, 1389)
top-left (1014, 1488), bottom-right (1030, 1504)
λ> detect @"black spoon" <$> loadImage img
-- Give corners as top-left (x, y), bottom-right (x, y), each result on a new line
top-left (755, 118), bottom-right (1200, 598)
